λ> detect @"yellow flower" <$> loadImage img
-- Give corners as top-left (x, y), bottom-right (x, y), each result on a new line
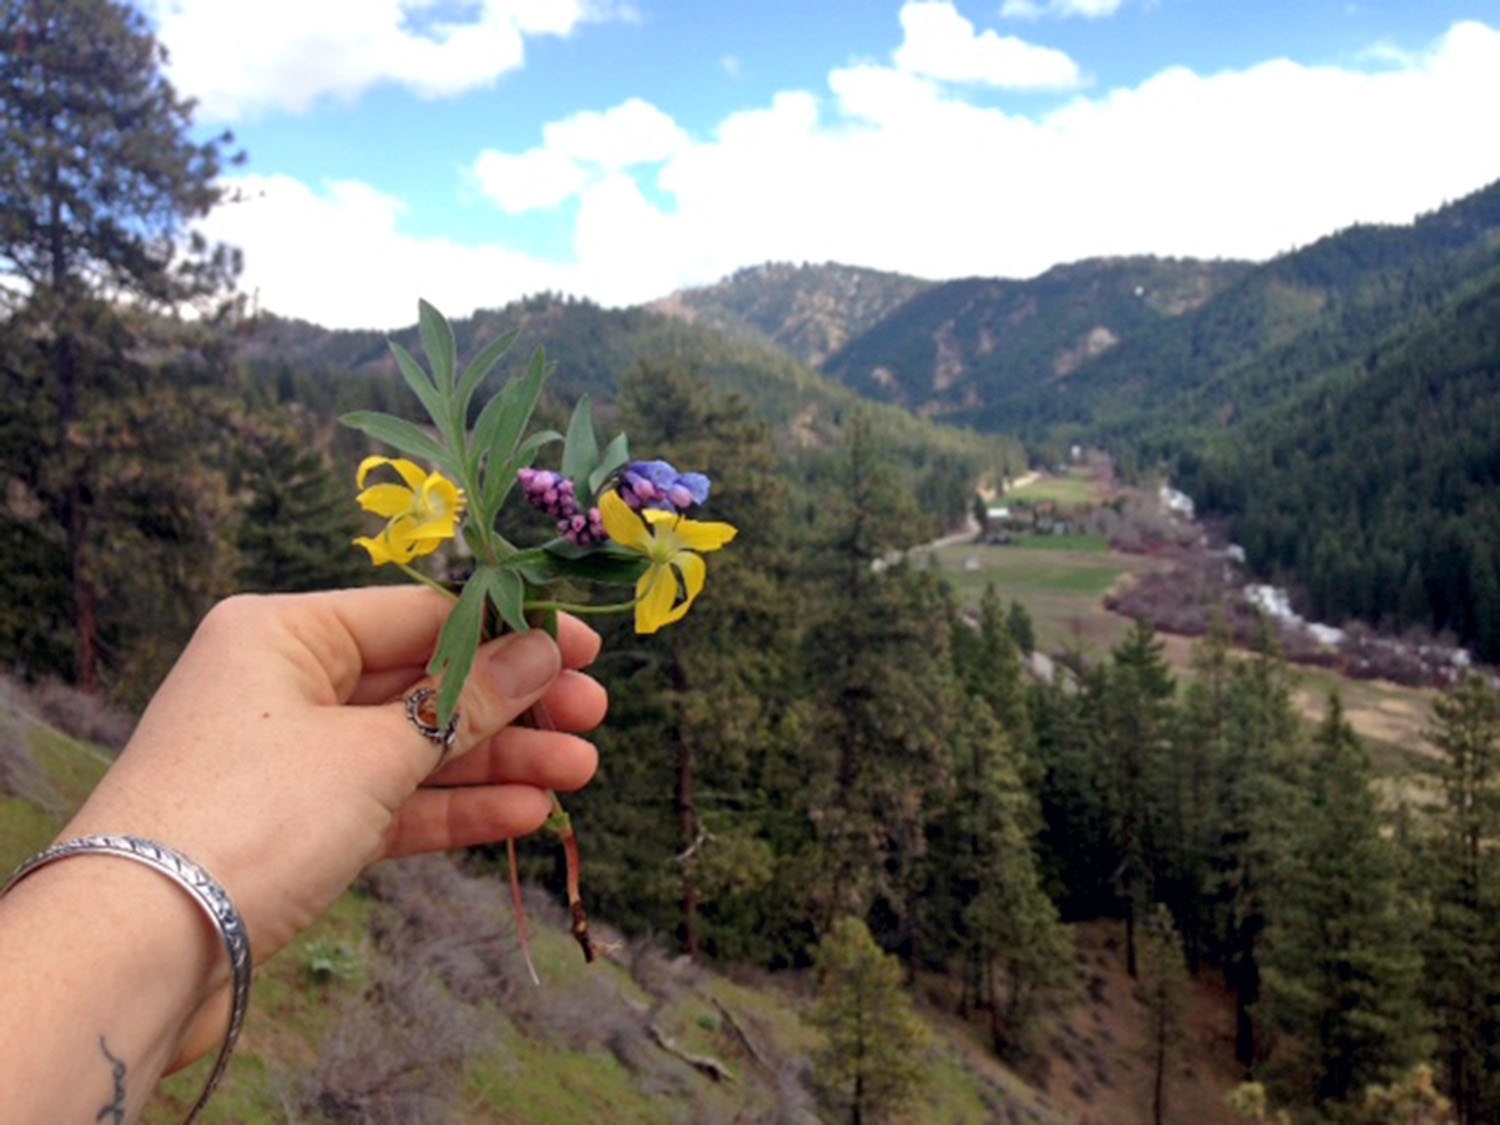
top-left (599, 490), bottom-right (737, 634)
top-left (353, 456), bottom-right (466, 566)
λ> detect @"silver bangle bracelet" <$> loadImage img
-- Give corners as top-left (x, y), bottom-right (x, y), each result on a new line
top-left (1, 834), bottom-right (253, 1123)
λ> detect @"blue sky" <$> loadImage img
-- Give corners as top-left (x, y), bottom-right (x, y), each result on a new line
top-left (142, 0), bottom-right (1500, 329)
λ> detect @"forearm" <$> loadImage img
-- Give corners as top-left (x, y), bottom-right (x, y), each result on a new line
top-left (0, 853), bottom-right (222, 1124)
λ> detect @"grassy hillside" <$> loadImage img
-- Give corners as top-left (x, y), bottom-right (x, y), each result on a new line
top-left (2, 677), bottom-right (1134, 1125)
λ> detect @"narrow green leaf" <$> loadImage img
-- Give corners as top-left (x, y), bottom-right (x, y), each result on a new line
top-left (561, 394), bottom-right (599, 486)
top-left (455, 326), bottom-right (520, 425)
top-left (484, 567), bottom-right (529, 635)
top-left (418, 299), bottom-right (458, 395)
top-left (388, 341), bottom-right (448, 436)
top-left (587, 431), bottom-right (631, 500)
top-left (473, 347), bottom-right (551, 472)
top-left (429, 575), bottom-right (489, 725)
top-left (339, 411), bottom-right (451, 469)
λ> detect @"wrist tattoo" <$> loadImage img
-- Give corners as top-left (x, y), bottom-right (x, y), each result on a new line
top-left (97, 1036), bottom-right (126, 1125)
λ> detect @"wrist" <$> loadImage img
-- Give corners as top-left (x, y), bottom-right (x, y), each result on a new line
top-left (0, 836), bottom-right (251, 1122)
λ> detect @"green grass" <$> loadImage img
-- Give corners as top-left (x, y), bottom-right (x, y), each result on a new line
top-left (1006, 472), bottom-right (1095, 506)
top-left (918, 540), bottom-right (1171, 657)
top-left (466, 1031), bottom-right (667, 1125)
top-left (1013, 533), bottom-right (1110, 552)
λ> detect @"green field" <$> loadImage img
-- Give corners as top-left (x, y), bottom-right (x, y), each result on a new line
top-left (919, 538), bottom-right (1170, 655)
top-left (1005, 471), bottom-right (1096, 506)
top-left (916, 535), bottom-right (1439, 773)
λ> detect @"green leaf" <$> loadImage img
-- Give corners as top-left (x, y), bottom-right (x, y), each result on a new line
top-left (484, 566), bottom-right (529, 635)
top-left (339, 411), bottom-right (452, 469)
top-left (587, 431), bottom-right (631, 500)
top-left (542, 543), bottom-right (651, 586)
top-left (561, 395), bottom-right (599, 485)
top-left (473, 347), bottom-right (550, 475)
top-left (388, 341), bottom-right (449, 440)
top-left (455, 326), bottom-right (520, 426)
top-left (429, 575), bottom-right (489, 726)
top-left (418, 299), bottom-right (458, 395)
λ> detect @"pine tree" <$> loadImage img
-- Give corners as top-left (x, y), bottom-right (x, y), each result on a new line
top-left (1261, 694), bottom-right (1422, 1109)
top-left (1422, 674), bottom-right (1500, 1123)
top-left (234, 418), bottom-right (370, 593)
top-left (0, 0), bottom-right (239, 689)
top-left (573, 361), bottom-right (805, 963)
top-left (802, 414), bottom-right (960, 953)
top-left (926, 691), bottom-right (1072, 1057)
top-left (1100, 618), bottom-right (1176, 977)
top-left (1167, 616), bottom-right (1233, 973)
top-left (1140, 903), bottom-right (1188, 1125)
top-left (808, 916), bottom-right (931, 1125)
top-left (1212, 623), bottom-right (1304, 1068)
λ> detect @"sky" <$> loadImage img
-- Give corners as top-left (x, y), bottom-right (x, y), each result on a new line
top-left (140, 0), bottom-right (1500, 331)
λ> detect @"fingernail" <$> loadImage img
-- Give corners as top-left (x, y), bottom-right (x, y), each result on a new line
top-left (486, 630), bottom-right (559, 698)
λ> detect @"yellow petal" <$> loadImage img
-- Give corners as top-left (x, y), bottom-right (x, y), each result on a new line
top-left (356, 456), bottom-right (429, 492)
top-left (672, 552), bottom-right (707, 608)
top-left (673, 516), bottom-right (738, 554)
top-left (356, 482), bottom-right (417, 517)
top-left (353, 534), bottom-right (398, 566)
top-left (600, 491), bottom-right (652, 552)
top-left (635, 564), bottom-right (680, 635)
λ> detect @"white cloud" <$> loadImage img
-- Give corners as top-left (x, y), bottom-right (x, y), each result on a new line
top-left (472, 97), bottom-right (691, 213)
top-left (199, 17), bottom-right (1500, 327)
top-left (1001, 0), bottom-right (1127, 19)
top-left (199, 174), bottom-right (575, 328)
top-left (894, 1), bottom-right (1082, 88)
top-left (144, 0), bottom-right (600, 120)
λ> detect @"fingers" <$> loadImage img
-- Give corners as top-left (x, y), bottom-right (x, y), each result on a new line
top-left (340, 608), bottom-right (602, 708)
top-left (445, 631), bottom-right (563, 749)
top-left (384, 785), bottom-right (556, 857)
top-left (386, 724), bottom-right (600, 855)
top-left (428, 724), bottom-right (599, 791)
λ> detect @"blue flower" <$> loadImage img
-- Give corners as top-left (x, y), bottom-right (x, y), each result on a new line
top-left (619, 459), bottom-right (711, 513)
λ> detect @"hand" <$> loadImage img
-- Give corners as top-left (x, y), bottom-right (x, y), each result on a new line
top-left (58, 586), bottom-right (605, 1064)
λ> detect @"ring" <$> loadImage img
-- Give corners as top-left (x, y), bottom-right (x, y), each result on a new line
top-left (405, 687), bottom-right (459, 759)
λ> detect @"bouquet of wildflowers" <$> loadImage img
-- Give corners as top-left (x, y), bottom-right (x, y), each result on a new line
top-left (341, 300), bottom-right (735, 967)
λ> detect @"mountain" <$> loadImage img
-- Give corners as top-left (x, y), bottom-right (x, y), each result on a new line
top-left (234, 292), bottom-right (1027, 536)
top-left (1181, 259), bottom-right (1500, 659)
top-left (647, 261), bottom-right (932, 368)
top-left (816, 257), bottom-right (1251, 427)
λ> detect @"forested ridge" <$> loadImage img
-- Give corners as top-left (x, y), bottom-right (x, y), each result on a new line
top-left (9, 3), bottom-right (1500, 1122)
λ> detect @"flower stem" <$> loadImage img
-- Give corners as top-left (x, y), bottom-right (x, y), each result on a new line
top-left (523, 597), bottom-right (638, 617)
top-left (397, 563), bottom-right (458, 599)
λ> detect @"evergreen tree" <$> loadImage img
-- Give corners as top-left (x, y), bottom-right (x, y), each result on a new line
top-left (1212, 623), bottom-right (1304, 1068)
top-left (802, 414), bottom-right (959, 954)
top-left (808, 916), bottom-right (931, 1125)
top-left (1168, 615), bottom-right (1233, 973)
top-left (1006, 597), bottom-right (1037, 656)
top-left (574, 361), bottom-right (805, 963)
top-left (0, 0), bottom-right (239, 689)
top-left (1140, 903), bottom-right (1188, 1125)
top-left (1100, 618), bottom-right (1176, 977)
top-left (1422, 674), bottom-right (1500, 1123)
top-left (1261, 694), bottom-right (1422, 1110)
top-left (234, 417), bottom-right (370, 593)
top-left (925, 691), bottom-right (1072, 1057)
